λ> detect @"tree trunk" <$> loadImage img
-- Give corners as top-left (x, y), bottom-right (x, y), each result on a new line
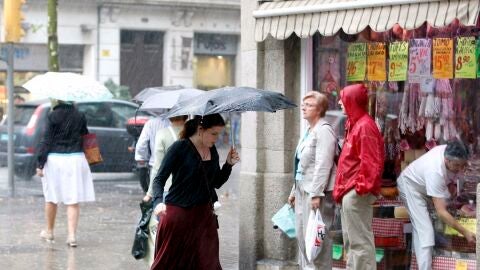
top-left (48, 0), bottom-right (59, 71)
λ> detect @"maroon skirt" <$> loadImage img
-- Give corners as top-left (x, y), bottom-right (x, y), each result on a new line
top-left (150, 203), bottom-right (221, 270)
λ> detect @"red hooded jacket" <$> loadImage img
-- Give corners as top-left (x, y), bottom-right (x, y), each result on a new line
top-left (333, 84), bottom-right (385, 203)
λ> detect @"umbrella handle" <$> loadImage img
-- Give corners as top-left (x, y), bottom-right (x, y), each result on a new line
top-left (230, 112), bottom-right (235, 149)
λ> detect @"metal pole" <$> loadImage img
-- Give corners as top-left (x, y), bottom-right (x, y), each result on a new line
top-left (6, 42), bottom-right (15, 197)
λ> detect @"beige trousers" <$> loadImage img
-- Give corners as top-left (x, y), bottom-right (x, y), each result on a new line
top-left (144, 212), bottom-right (159, 267)
top-left (340, 189), bottom-right (377, 270)
top-left (294, 180), bottom-right (334, 270)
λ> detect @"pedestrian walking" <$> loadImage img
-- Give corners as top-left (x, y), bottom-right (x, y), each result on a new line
top-left (150, 114), bottom-right (240, 270)
top-left (333, 84), bottom-right (384, 270)
top-left (36, 99), bottom-right (95, 247)
top-left (287, 91), bottom-right (337, 269)
top-left (135, 115), bottom-right (170, 192)
top-left (397, 140), bottom-right (476, 270)
top-left (142, 115), bottom-right (187, 267)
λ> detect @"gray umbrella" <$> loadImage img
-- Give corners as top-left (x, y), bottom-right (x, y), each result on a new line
top-left (164, 86), bottom-right (297, 117)
top-left (164, 86), bottom-right (297, 147)
top-left (132, 85), bottom-right (184, 103)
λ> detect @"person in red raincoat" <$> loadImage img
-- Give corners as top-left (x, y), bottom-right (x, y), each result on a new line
top-left (333, 84), bottom-right (384, 270)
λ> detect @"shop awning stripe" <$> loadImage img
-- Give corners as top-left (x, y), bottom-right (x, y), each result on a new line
top-left (253, 0), bottom-right (480, 41)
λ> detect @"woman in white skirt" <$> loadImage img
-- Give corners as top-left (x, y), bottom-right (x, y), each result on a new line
top-left (36, 99), bottom-right (95, 247)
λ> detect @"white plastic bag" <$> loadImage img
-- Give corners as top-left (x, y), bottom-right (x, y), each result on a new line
top-left (305, 209), bottom-right (326, 263)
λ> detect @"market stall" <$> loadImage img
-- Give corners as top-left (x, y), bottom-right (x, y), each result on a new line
top-left (311, 20), bottom-right (478, 270)
top-left (252, 0), bottom-right (480, 268)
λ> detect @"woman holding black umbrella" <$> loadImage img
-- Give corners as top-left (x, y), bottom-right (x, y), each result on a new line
top-left (150, 113), bottom-right (239, 270)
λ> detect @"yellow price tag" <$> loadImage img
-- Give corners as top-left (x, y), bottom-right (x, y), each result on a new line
top-left (455, 260), bottom-right (467, 270)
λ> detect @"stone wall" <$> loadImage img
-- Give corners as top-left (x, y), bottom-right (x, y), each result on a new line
top-left (240, 0), bottom-right (302, 268)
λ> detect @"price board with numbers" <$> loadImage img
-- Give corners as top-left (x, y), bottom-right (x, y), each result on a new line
top-left (388, 41), bottom-right (409, 81)
top-left (476, 39), bottom-right (480, 78)
top-left (367, 42), bottom-right (386, 81)
top-left (433, 38), bottom-right (454, 79)
top-left (455, 37), bottom-right (476, 78)
top-left (347, 43), bottom-right (366, 81)
top-left (408, 39), bottom-right (432, 83)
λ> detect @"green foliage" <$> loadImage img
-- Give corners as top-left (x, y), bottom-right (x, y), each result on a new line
top-left (104, 79), bottom-right (131, 100)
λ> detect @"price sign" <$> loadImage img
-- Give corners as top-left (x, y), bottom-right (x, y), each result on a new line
top-left (476, 39), bottom-right (480, 78)
top-left (367, 42), bottom-right (386, 81)
top-left (433, 38), bottom-right (453, 79)
top-left (408, 39), bottom-right (432, 83)
top-left (455, 260), bottom-right (467, 270)
top-left (388, 41), bottom-right (409, 81)
top-left (455, 37), bottom-right (476, 78)
top-left (347, 43), bottom-right (366, 81)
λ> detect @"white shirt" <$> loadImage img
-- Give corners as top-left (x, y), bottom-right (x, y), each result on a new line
top-left (135, 117), bottom-right (170, 166)
top-left (400, 145), bottom-right (451, 199)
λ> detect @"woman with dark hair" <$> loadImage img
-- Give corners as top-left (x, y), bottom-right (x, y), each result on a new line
top-left (150, 113), bottom-right (240, 270)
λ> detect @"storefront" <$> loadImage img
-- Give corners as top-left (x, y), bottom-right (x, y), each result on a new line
top-left (240, 0), bottom-right (480, 269)
top-left (0, 44), bottom-right (84, 118)
top-left (193, 33), bottom-right (238, 90)
top-left (193, 33), bottom-right (241, 145)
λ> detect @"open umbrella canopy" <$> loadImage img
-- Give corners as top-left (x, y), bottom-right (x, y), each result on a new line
top-left (132, 85), bottom-right (184, 103)
top-left (164, 86), bottom-right (297, 118)
top-left (139, 88), bottom-right (204, 111)
top-left (23, 72), bottom-right (113, 101)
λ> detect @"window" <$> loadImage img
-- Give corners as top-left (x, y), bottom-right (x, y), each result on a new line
top-left (144, 32), bottom-right (162, 45)
top-left (110, 103), bottom-right (138, 128)
top-left (77, 103), bottom-right (117, 128)
top-left (12, 105), bottom-right (36, 125)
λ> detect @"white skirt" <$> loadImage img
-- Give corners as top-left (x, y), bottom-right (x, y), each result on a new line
top-left (41, 152), bottom-right (95, 205)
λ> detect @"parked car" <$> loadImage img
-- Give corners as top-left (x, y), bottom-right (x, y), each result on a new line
top-left (0, 99), bottom-right (153, 179)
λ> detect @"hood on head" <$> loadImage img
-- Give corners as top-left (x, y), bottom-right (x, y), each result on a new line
top-left (340, 84), bottom-right (368, 124)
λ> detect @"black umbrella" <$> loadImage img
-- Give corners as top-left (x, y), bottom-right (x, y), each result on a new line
top-left (164, 86), bottom-right (297, 146)
top-left (164, 86), bottom-right (297, 117)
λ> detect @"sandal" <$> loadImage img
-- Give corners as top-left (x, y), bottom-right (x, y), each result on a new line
top-left (66, 236), bottom-right (77, 247)
top-left (40, 230), bottom-right (54, 243)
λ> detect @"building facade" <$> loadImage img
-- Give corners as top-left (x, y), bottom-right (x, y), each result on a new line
top-left (0, 0), bottom-right (240, 101)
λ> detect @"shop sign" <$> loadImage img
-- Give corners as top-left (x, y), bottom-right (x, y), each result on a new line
top-left (367, 42), bottom-right (386, 81)
top-left (388, 41), bottom-right (408, 81)
top-left (476, 39), bottom-right (480, 78)
top-left (455, 37), bottom-right (476, 79)
top-left (433, 38), bottom-right (453, 79)
top-left (194, 34), bottom-right (238, 56)
top-left (408, 39), bottom-right (431, 83)
top-left (0, 44), bottom-right (84, 72)
top-left (346, 43), bottom-right (366, 82)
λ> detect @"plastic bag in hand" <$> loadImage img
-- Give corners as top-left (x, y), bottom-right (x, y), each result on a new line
top-left (305, 209), bottom-right (326, 263)
top-left (131, 200), bottom-right (153, 259)
top-left (271, 204), bottom-right (296, 238)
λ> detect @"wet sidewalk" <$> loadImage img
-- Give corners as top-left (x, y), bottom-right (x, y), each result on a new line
top-left (0, 169), bottom-right (239, 270)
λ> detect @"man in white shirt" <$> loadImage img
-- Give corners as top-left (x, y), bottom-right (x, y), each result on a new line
top-left (135, 116), bottom-right (170, 187)
top-left (397, 140), bottom-right (476, 270)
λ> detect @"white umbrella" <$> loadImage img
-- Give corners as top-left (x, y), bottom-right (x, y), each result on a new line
top-left (132, 85), bottom-right (184, 103)
top-left (139, 88), bottom-right (205, 111)
top-left (23, 72), bottom-right (113, 101)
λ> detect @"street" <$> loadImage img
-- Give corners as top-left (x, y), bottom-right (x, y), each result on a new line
top-left (0, 147), bottom-right (240, 270)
